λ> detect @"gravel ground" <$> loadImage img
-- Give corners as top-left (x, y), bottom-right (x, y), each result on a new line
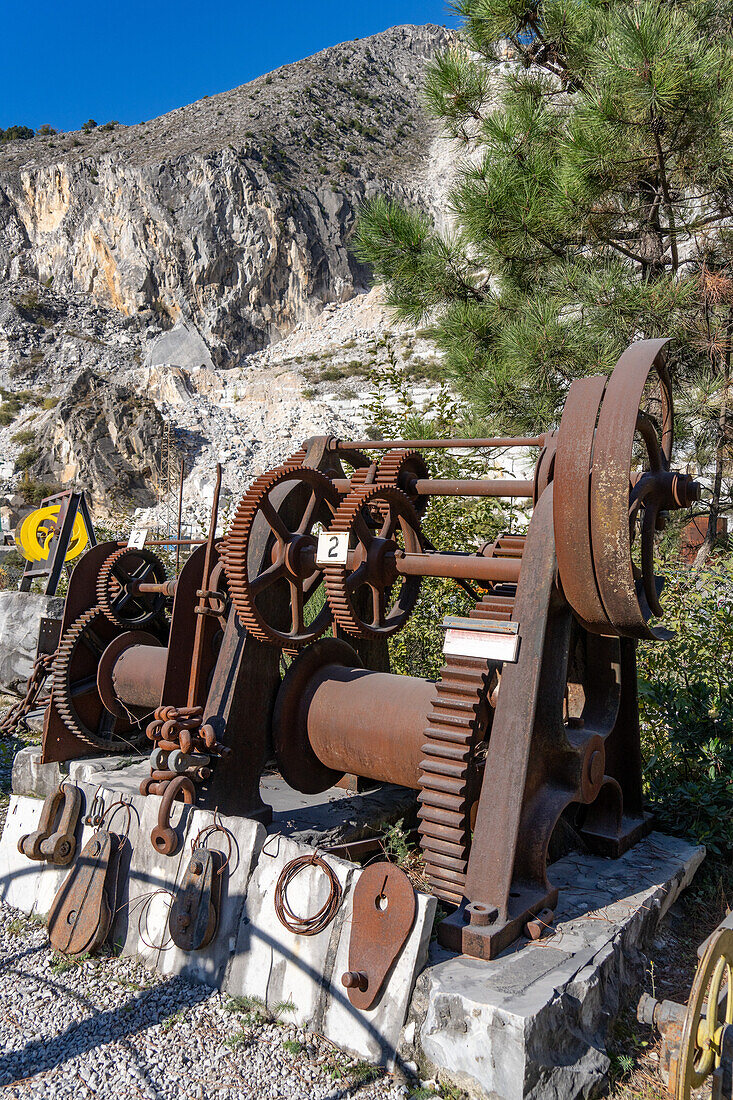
top-left (0, 904), bottom-right (429, 1100)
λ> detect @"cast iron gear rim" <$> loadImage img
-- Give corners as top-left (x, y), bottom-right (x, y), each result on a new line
top-left (96, 546), bottom-right (168, 628)
top-left (418, 538), bottom-right (524, 906)
top-left (376, 449), bottom-right (431, 516)
top-left (52, 607), bottom-right (149, 752)
top-left (323, 484), bottom-right (423, 640)
top-left (220, 464), bottom-right (340, 647)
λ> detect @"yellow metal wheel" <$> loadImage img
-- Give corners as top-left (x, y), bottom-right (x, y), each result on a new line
top-left (674, 927), bottom-right (733, 1099)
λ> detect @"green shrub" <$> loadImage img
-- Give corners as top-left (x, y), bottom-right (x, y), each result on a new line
top-left (0, 125), bottom-right (34, 143)
top-left (15, 447), bottom-right (39, 471)
top-left (17, 476), bottom-right (58, 505)
top-left (11, 430), bottom-right (35, 445)
top-left (638, 554), bottom-right (733, 855)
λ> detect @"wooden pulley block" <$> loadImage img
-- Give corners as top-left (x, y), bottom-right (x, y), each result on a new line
top-left (47, 829), bottom-right (124, 955)
top-left (168, 846), bottom-right (223, 950)
top-left (341, 861), bottom-right (416, 1010)
top-left (18, 784), bottom-right (82, 865)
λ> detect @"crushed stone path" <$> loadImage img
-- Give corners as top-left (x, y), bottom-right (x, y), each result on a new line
top-left (0, 905), bottom-right (417, 1100)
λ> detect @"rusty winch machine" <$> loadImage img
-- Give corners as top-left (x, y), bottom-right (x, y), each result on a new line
top-left (39, 339), bottom-right (700, 960)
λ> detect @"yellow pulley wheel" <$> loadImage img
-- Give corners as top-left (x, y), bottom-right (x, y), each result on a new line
top-left (16, 506), bottom-right (89, 563)
top-left (673, 927), bottom-right (733, 1099)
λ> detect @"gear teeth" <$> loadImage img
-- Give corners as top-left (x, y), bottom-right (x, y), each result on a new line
top-left (97, 546), bottom-right (167, 628)
top-left (221, 464), bottom-right (339, 648)
top-left (417, 536), bottom-right (524, 908)
top-left (322, 484), bottom-right (422, 640)
top-left (52, 607), bottom-right (147, 752)
top-left (375, 449), bottom-right (430, 516)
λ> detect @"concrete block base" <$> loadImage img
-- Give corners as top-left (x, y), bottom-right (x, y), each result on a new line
top-left (11, 745), bottom-right (139, 800)
top-left (0, 779), bottom-right (435, 1065)
top-left (404, 833), bottom-right (705, 1100)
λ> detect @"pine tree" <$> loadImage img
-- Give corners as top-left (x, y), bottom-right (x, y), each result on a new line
top-left (355, 0), bottom-right (733, 558)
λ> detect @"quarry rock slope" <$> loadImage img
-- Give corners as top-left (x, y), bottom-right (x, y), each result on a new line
top-left (0, 25), bottom-right (450, 365)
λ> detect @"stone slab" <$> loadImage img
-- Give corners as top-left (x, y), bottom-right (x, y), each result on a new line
top-left (0, 591), bottom-right (64, 695)
top-left (12, 745), bottom-right (139, 800)
top-left (0, 784), bottom-right (139, 918)
top-left (118, 792), bottom-right (194, 970)
top-left (156, 807), bottom-right (265, 987)
top-left (13, 749), bottom-right (417, 850)
top-left (324, 886), bottom-right (435, 1064)
top-left (226, 834), bottom-right (435, 1063)
top-left (408, 832), bottom-right (705, 1100)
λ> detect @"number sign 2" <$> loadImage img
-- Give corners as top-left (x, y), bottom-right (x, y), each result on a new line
top-left (316, 531), bottom-right (349, 566)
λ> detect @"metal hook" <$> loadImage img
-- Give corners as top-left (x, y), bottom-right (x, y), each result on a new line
top-left (84, 784), bottom-right (105, 827)
top-left (102, 795), bottom-right (133, 840)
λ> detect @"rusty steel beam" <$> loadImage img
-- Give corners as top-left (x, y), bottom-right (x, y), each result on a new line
top-left (411, 478), bottom-right (534, 498)
top-left (329, 435), bottom-right (546, 451)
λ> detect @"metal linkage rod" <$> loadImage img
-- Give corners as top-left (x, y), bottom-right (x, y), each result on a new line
top-left (133, 579), bottom-right (178, 597)
top-left (395, 552), bottom-right (521, 584)
top-left (412, 478), bottom-right (534, 499)
top-left (331, 477), bottom-right (534, 498)
top-left (116, 539), bottom-right (207, 547)
top-left (329, 436), bottom-right (546, 451)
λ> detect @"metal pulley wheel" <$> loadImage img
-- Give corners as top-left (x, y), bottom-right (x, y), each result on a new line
top-left (553, 340), bottom-right (700, 640)
top-left (96, 547), bottom-right (168, 628)
top-left (221, 465), bottom-right (340, 647)
top-left (323, 484), bottom-right (423, 639)
top-left (52, 608), bottom-right (149, 751)
top-left (673, 927), bottom-right (733, 1099)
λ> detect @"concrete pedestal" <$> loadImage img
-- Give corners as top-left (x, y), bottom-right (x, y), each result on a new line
top-left (0, 592), bottom-right (63, 696)
top-left (403, 834), bottom-right (704, 1099)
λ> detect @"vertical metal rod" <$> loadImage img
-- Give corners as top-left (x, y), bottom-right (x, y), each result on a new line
top-left (187, 464), bottom-right (222, 708)
top-left (176, 456), bottom-right (185, 572)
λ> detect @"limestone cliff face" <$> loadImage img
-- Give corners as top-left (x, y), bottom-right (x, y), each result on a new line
top-left (31, 369), bottom-right (165, 509)
top-left (0, 25), bottom-right (450, 367)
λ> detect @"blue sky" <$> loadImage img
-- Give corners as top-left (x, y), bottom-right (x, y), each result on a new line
top-left (1, 1), bottom-right (453, 133)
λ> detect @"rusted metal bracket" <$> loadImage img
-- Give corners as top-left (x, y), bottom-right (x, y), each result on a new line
top-left (47, 829), bottom-right (124, 954)
top-left (341, 862), bottom-right (416, 1010)
top-left (168, 846), bottom-right (223, 950)
top-left (18, 784), bottom-right (82, 865)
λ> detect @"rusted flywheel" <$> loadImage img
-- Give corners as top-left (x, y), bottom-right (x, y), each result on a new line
top-left (221, 464), bottom-right (340, 647)
top-left (96, 546), bottom-right (168, 628)
top-left (418, 536), bottom-right (524, 905)
top-left (323, 484), bottom-right (423, 639)
top-left (553, 339), bottom-right (699, 640)
top-left (52, 607), bottom-right (149, 751)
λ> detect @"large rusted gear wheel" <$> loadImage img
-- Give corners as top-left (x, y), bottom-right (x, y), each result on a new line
top-left (323, 485), bottom-right (423, 639)
top-left (418, 539), bottom-right (524, 905)
top-left (376, 449), bottom-right (431, 517)
top-left (221, 465), bottom-right (340, 647)
top-left (553, 340), bottom-right (699, 640)
top-left (52, 608), bottom-right (149, 751)
top-left (96, 547), bottom-right (168, 628)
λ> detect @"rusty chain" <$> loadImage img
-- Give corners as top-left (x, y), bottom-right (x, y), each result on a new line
top-left (0, 650), bottom-right (56, 740)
